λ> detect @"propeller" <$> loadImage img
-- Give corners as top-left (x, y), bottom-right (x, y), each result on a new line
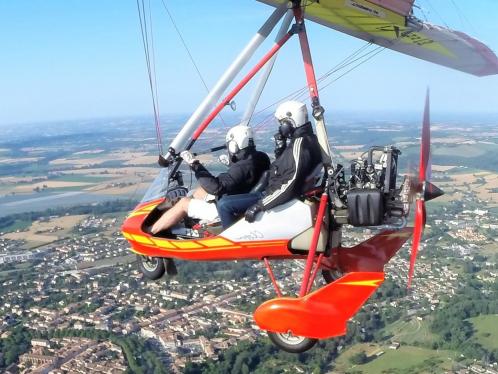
top-left (407, 89), bottom-right (444, 289)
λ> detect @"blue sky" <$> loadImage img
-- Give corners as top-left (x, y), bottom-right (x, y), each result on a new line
top-left (0, 0), bottom-right (497, 126)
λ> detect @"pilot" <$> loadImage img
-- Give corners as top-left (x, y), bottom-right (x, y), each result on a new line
top-left (216, 100), bottom-right (322, 228)
top-left (151, 125), bottom-right (270, 234)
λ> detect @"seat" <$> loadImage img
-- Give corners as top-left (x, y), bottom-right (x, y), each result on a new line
top-left (192, 172), bottom-right (271, 234)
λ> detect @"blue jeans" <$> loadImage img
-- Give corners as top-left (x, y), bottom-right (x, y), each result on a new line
top-left (217, 192), bottom-right (263, 228)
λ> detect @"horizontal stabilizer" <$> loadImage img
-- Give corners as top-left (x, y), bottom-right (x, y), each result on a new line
top-left (338, 228), bottom-right (412, 272)
top-left (254, 272), bottom-right (384, 339)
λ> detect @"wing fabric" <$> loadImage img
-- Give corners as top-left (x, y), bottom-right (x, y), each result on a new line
top-left (367, 0), bottom-right (414, 16)
top-left (257, 0), bottom-right (498, 76)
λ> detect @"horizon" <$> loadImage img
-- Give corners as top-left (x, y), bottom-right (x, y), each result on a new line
top-left (1, 1), bottom-right (498, 126)
top-left (2, 108), bottom-right (498, 129)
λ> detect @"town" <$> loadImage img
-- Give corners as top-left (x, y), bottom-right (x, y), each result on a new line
top-left (1, 187), bottom-right (497, 373)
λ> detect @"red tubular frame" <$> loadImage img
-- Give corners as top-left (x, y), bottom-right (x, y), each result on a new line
top-left (191, 8), bottom-right (328, 298)
top-left (293, 6), bottom-right (329, 298)
top-left (293, 8), bottom-right (320, 102)
top-left (299, 193), bottom-right (328, 297)
top-left (306, 253), bottom-right (324, 294)
top-left (192, 31), bottom-right (293, 141)
top-left (264, 258), bottom-right (283, 297)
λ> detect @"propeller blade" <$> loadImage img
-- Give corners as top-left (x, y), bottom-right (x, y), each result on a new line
top-left (419, 89), bottom-right (431, 183)
top-left (407, 199), bottom-right (426, 288)
top-left (408, 89), bottom-right (432, 289)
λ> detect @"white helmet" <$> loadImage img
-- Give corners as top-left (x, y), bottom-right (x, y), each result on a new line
top-left (225, 125), bottom-right (254, 155)
top-left (275, 101), bottom-right (308, 137)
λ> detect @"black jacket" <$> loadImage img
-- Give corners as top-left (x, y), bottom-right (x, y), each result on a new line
top-left (191, 147), bottom-right (270, 197)
top-left (261, 123), bottom-right (322, 210)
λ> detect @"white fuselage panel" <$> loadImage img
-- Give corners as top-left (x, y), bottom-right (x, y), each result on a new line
top-left (220, 199), bottom-right (312, 242)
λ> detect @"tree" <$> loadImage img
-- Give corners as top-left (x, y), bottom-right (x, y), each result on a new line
top-left (349, 351), bottom-right (368, 365)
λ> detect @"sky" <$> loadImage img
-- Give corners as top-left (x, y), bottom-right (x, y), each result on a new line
top-left (0, 0), bottom-right (497, 126)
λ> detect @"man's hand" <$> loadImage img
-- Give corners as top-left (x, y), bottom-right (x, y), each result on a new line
top-left (245, 203), bottom-right (264, 223)
top-left (180, 150), bottom-right (198, 166)
top-left (218, 154), bottom-right (230, 166)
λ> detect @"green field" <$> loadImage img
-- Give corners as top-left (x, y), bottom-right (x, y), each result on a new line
top-left (489, 206), bottom-right (498, 215)
top-left (433, 144), bottom-right (490, 158)
top-left (77, 254), bottom-right (135, 270)
top-left (400, 143), bottom-right (498, 172)
top-left (70, 152), bottom-right (108, 159)
top-left (1, 218), bottom-right (32, 233)
top-left (469, 315), bottom-right (498, 351)
top-left (0, 262), bottom-right (33, 280)
top-left (481, 243), bottom-right (498, 256)
top-left (336, 345), bottom-right (457, 374)
top-left (46, 185), bottom-right (91, 192)
top-left (53, 174), bottom-right (114, 183)
top-left (383, 318), bottom-right (437, 346)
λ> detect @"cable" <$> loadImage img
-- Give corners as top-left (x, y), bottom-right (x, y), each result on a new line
top-left (252, 43), bottom-right (380, 130)
top-left (136, 0), bottom-right (163, 154)
top-left (160, 0), bottom-right (209, 92)
top-left (423, 0), bottom-right (449, 28)
top-left (448, 0), bottom-right (478, 36)
top-left (148, 0), bottom-right (162, 148)
top-left (251, 41), bottom-right (374, 125)
top-left (159, 0), bottom-right (227, 126)
top-left (316, 47), bottom-right (385, 92)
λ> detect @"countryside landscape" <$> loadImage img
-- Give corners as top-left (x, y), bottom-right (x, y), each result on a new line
top-left (0, 112), bottom-right (497, 373)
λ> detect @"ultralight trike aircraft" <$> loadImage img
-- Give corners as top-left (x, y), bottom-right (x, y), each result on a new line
top-left (122, 0), bottom-right (498, 352)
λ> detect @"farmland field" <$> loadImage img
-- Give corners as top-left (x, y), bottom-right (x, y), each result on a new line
top-left (469, 315), bottom-right (498, 351)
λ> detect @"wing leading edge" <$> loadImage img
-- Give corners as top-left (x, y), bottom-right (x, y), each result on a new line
top-left (258, 0), bottom-right (498, 77)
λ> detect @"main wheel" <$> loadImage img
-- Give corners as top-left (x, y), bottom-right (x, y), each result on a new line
top-left (322, 268), bottom-right (344, 284)
top-left (136, 255), bottom-right (165, 280)
top-left (268, 332), bottom-right (318, 353)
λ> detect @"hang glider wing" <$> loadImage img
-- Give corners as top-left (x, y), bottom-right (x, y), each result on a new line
top-left (258, 0), bottom-right (498, 76)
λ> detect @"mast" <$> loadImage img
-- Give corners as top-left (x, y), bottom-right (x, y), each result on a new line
top-left (240, 9), bottom-right (294, 127)
top-left (164, 3), bottom-right (288, 163)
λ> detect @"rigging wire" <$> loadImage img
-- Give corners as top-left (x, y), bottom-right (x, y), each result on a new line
top-left (136, 0), bottom-right (163, 154)
top-left (421, 0), bottom-right (493, 53)
top-left (159, 0), bottom-right (209, 93)
top-left (253, 42), bottom-right (381, 129)
top-left (159, 0), bottom-right (227, 127)
top-left (148, 0), bottom-right (162, 146)
top-left (413, 3), bottom-right (429, 22)
top-left (251, 42), bottom-right (373, 123)
top-left (421, 0), bottom-right (449, 28)
top-left (319, 46), bottom-right (385, 92)
top-left (448, 0), bottom-right (481, 42)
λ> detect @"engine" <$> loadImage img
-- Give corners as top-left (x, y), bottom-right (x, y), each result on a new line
top-left (332, 146), bottom-right (411, 227)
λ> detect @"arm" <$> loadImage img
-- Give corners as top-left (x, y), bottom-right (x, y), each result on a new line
top-left (191, 162), bottom-right (244, 197)
top-left (192, 186), bottom-right (208, 200)
top-left (261, 137), bottom-right (305, 210)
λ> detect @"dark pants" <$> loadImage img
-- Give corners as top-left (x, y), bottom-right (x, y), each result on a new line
top-left (217, 192), bottom-right (263, 228)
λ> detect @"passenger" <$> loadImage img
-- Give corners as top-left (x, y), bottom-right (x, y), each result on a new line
top-left (216, 101), bottom-right (322, 228)
top-left (151, 125), bottom-right (270, 234)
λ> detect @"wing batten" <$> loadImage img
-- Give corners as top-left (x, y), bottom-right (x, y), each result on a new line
top-left (257, 0), bottom-right (498, 76)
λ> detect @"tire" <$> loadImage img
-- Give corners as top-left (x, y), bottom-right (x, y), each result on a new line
top-left (322, 268), bottom-right (343, 284)
top-left (268, 332), bottom-right (318, 353)
top-left (136, 255), bottom-right (165, 280)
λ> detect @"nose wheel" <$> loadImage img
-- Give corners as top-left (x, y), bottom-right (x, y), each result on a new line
top-left (267, 332), bottom-right (318, 353)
